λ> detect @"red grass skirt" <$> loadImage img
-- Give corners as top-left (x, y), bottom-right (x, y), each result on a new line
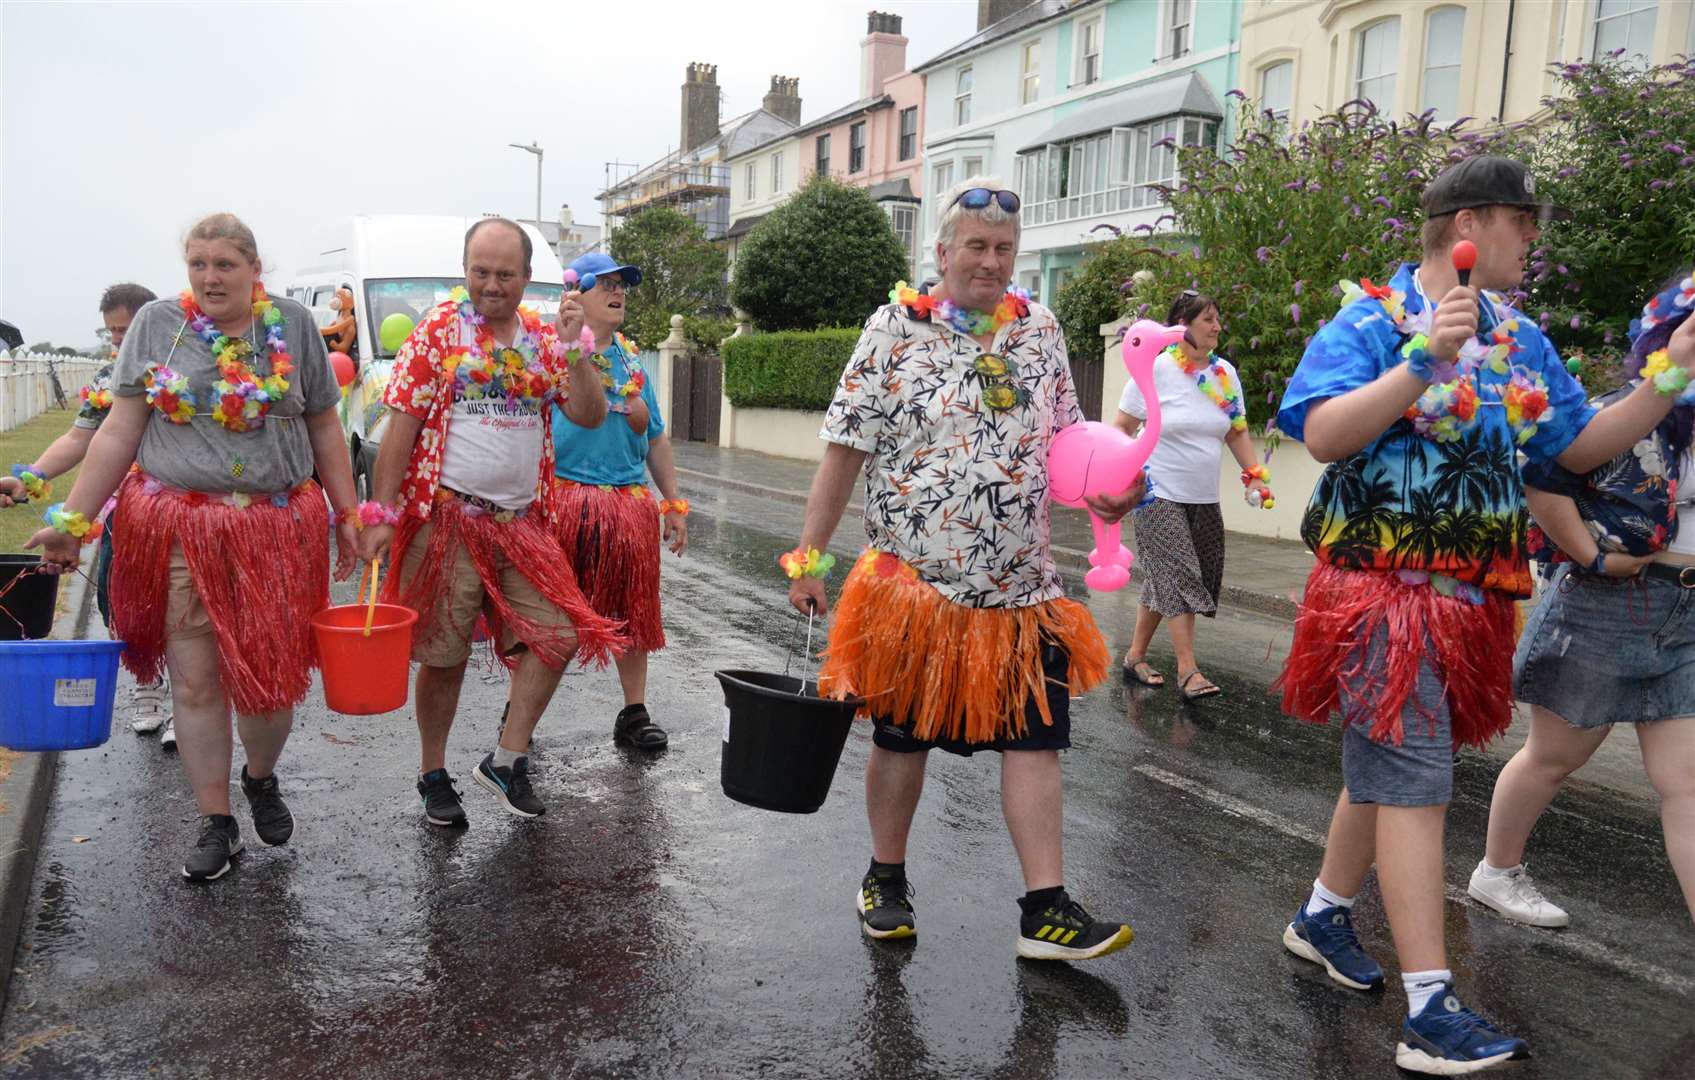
top-left (108, 470), bottom-right (329, 715)
top-left (547, 480), bottom-right (664, 653)
top-left (384, 499), bottom-right (626, 671)
top-left (1275, 563), bottom-right (1517, 748)
top-left (817, 549), bottom-right (1109, 744)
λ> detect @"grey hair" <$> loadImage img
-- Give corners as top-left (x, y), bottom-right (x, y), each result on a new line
top-left (933, 174), bottom-right (1022, 250)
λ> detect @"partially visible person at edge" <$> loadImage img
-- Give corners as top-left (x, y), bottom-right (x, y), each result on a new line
top-left (544, 252), bottom-right (689, 752)
top-left (787, 177), bottom-right (1141, 963)
top-left (1465, 268), bottom-right (1695, 929)
top-left (27, 213), bottom-right (358, 883)
top-left (1114, 289), bottom-right (1269, 701)
top-left (0, 284), bottom-right (176, 742)
top-left (1272, 155), bottom-right (1695, 1076)
top-left (358, 218), bottom-right (626, 829)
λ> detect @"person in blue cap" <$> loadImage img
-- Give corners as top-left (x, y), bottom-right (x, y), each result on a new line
top-left (546, 252), bottom-right (689, 750)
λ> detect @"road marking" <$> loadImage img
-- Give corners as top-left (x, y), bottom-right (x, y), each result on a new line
top-left (1132, 763), bottom-right (1695, 998)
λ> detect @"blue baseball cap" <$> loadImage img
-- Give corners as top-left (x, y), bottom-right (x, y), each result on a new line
top-left (567, 252), bottom-right (642, 290)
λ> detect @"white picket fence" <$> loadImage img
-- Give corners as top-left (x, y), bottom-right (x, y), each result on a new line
top-left (0, 353), bottom-right (106, 434)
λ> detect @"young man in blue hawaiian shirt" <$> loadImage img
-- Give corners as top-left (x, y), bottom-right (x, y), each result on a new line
top-left (1274, 155), bottom-right (1695, 1075)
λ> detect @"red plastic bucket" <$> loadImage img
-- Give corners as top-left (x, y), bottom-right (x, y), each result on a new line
top-left (310, 561), bottom-right (417, 715)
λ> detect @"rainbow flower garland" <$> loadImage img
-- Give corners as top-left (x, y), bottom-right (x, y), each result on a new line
top-left (144, 364), bottom-right (196, 424)
top-left (1499, 368), bottom-right (1555, 446)
top-left (593, 331), bottom-right (647, 413)
top-left (180, 285), bottom-right (295, 433)
top-left (441, 286), bottom-right (564, 406)
top-left (1166, 345), bottom-right (1247, 431)
top-left (43, 502), bottom-right (100, 540)
top-left (780, 546), bottom-right (836, 580)
top-left (80, 382), bottom-right (112, 413)
top-left (890, 280), bottom-right (1030, 337)
top-left (1640, 348), bottom-right (1695, 403)
top-left (10, 465), bottom-right (49, 503)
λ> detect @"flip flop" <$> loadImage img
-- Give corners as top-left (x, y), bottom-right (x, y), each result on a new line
top-left (1123, 658), bottom-right (1165, 687)
top-left (1178, 670), bottom-right (1221, 701)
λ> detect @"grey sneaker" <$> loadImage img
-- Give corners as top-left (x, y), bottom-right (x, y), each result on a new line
top-left (129, 678), bottom-right (171, 734)
top-left (182, 815), bottom-right (243, 881)
top-left (1467, 861), bottom-right (1570, 928)
top-left (241, 766), bottom-right (295, 846)
top-left (159, 714), bottom-right (177, 752)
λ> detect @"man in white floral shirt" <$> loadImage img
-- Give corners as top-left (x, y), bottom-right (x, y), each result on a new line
top-left (788, 177), bottom-right (1143, 963)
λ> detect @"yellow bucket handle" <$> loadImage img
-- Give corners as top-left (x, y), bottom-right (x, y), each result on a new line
top-left (360, 558), bottom-right (381, 637)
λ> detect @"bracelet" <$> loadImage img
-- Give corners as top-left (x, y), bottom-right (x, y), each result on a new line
top-left (779, 545), bottom-right (836, 580)
top-left (1402, 333), bottom-right (1458, 386)
top-left (1642, 349), bottom-right (1691, 397)
top-left (1587, 550), bottom-right (1608, 576)
top-left (44, 502), bottom-right (100, 540)
top-left (354, 500), bottom-right (401, 528)
top-left (1241, 464), bottom-right (1276, 509)
top-left (659, 498), bottom-right (690, 517)
top-left (10, 465), bottom-right (50, 503)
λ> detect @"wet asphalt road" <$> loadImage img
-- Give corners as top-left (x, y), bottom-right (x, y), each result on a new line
top-left (1, 487), bottom-right (1692, 1079)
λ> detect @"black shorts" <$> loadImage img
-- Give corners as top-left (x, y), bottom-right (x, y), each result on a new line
top-left (869, 641), bottom-right (1072, 757)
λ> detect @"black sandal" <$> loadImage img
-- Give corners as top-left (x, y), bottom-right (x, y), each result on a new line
top-left (1123, 657), bottom-right (1165, 687)
top-left (614, 704), bottom-right (668, 750)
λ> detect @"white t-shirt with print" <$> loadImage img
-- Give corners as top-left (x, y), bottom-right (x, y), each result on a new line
top-left (1118, 349), bottom-right (1240, 505)
top-left (438, 397), bottom-right (544, 510)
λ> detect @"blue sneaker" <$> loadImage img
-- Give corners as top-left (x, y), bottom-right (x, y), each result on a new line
top-left (1281, 903), bottom-right (1384, 990)
top-left (1395, 984), bottom-right (1529, 1075)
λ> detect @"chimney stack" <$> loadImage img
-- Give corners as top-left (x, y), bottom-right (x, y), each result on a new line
top-left (680, 62), bottom-right (720, 152)
top-left (762, 75), bottom-right (802, 126)
top-left (976, 0), bottom-right (1034, 31)
top-left (861, 12), bottom-right (909, 98)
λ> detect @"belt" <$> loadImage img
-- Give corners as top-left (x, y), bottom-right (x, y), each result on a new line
top-left (1644, 561), bottom-right (1695, 588)
top-left (437, 486), bottom-right (530, 521)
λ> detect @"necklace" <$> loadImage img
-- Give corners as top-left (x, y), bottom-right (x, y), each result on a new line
top-left (591, 332), bottom-right (646, 414)
top-left (891, 280), bottom-right (1030, 337)
top-left (1166, 345), bottom-right (1246, 432)
top-left (441, 286), bottom-right (557, 405)
top-left (178, 284), bottom-right (294, 433)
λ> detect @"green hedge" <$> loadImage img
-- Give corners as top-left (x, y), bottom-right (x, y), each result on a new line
top-left (722, 328), bottom-right (862, 410)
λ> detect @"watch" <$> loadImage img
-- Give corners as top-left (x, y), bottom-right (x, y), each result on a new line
top-left (1587, 550), bottom-right (1607, 576)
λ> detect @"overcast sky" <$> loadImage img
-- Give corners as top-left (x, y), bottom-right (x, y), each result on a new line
top-left (0, 0), bottom-right (976, 346)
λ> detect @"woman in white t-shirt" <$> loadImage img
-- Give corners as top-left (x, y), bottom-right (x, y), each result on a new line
top-left (1116, 291), bottom-right (1269, 701)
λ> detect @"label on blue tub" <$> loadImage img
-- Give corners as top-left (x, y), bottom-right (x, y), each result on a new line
top-left (53, 679), bottom-right (97, 708)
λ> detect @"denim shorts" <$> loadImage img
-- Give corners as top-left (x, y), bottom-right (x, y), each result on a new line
top-left (1514, 564), bottom-right (1695, 728)
top-left (1338, 625), bottom-right (1454, 807)
top-left (870, 642), bottom-right (1072, 758)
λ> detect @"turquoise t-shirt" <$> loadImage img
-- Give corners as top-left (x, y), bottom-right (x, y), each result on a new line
top-left (552, 338), bottom-right (665, 486)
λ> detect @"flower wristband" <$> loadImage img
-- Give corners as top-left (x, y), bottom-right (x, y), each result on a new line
top-left (1241, 464), bottom-right (1276, 509)
top-left (659, 498), bottom-right (690, 517)
top-left (780, 545), bottom-right (835, 580)
top-left (10, 465), bottom-right (50, 503)
top-left (44, 502), bottom-right (100, 540)
top-left (1642, 349), bottom-right (1692, 397)
top-left (343, 501), bottom-right (401, 529)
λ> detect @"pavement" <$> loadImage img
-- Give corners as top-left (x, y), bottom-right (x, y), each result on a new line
top-left (0, 467), bottom-right (1689, 1079)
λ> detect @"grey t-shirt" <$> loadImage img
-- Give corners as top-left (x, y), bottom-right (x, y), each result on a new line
top-left (113, 295), bottom-right (340, 493)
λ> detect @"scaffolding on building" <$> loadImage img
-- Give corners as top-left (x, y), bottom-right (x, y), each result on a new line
top-left (599, 157), bottom-right (732, 240)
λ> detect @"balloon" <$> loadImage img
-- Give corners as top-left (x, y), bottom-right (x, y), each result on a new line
top-left (1047, 319), bottom-right (1183, 591)
top-left (329, 351), bottom-right (355, 388)
top-left (379, 313), bottom-right (415, 353)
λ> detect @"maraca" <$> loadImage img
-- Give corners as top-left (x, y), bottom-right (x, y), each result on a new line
top-left (562, 267), bottom-right (597, 293)
top-left (1451, 239), bottom-right (1476, 288)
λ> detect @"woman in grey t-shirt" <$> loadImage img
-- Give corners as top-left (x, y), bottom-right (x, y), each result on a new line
top-left (29, 213), bottom-right (358, 883)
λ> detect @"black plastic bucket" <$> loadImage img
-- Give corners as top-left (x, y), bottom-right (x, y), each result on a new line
top-left (715, 669), bottom-right (864, 814)
top-left (0, 556), bottom-right (58, 641)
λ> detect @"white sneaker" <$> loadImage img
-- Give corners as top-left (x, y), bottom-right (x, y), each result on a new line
top-left (129, 679), bottom-right (172, 734)
top-left (1467, 860), bottom-right (1571, 928)
top-left (159, 714), bottom-right (177, 753)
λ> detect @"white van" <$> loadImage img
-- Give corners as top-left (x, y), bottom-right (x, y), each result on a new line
top-left (283, 214), bottom-right (566, 498)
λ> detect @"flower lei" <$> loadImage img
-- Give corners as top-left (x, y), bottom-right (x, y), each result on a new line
top-left (890, 280), bottom-right (1030, 337)
top-left (441, 287), bottom-right (561, 406)
top-left (180, 285), bottom-right (294, 433)
top-left (10, 465), bottom-right (49, 503)
top-left (1166, 345), bottom-right (1247, 431)
top-left (80, 382), bottom-right (112, 413)
top-left (1337, 274), bottom-right (1543, 444)
top-left (592, 332), bottom-right (646, 413)
top-left (43, 502), bottom-right (100, 540)
top-left (779, 546), bottom-right (836, 580)
top-left (144, 364), bottom-right (196, 424)
top-left (1241, 464), bottom-right (1275, 509)
top-left (1641, 348), bottom-right (1695, 403)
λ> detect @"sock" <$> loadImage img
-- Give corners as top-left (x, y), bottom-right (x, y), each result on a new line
top-left (1403, 969), bottom-right (1454, 1016)
top-left (1478, 860), bottom-right (1520, 878)
top-left (493, 745), bottom-right (523, 769)
top-left (1304, 878), bottom-right (1355, 917)
top-left (867, 858), bottom-right (905, 880)
top-left (1018, 885), bottom-right (1065, 917)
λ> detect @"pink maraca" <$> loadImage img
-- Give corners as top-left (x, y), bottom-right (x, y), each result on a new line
top-left (1047, 319), bottom-right (1182, 591)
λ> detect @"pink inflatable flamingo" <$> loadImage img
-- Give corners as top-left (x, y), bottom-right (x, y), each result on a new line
top-left (1047, 319), bottom-right (1181, 591)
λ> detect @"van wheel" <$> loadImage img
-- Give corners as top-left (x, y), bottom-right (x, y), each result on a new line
top-left (351, 440), bottom-right (371, 503)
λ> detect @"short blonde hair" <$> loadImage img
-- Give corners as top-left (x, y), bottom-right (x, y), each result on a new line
top-left (933, 174), bottom-right (1022, 250)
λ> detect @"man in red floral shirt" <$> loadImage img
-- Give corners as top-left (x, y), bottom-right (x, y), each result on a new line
top-left (360, 218), bottom-right (626, 827)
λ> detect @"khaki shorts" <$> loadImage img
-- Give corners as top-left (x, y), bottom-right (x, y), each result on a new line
top-left (165, 545), bottom-right (215, 641)
top-left (400, 520), bottom-right (576, 668)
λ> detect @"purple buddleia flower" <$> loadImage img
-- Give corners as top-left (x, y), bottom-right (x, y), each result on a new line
top-left (1255, 246), bottom-right (1271, 263)
top-left (1290, 302), bottom-right (1302, 324)
top-left (1570, 315), bottom-right (1581, 329)
top-left (1293, 280), bottom-right (1304, 295)
top-left (1371, 195), bottom-right (1391, 208)
top-left (1384, 217), bottom-right (1404, 230)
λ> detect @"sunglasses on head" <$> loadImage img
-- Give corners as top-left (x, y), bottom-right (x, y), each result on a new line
top-left (950, 188), bottom-right (1022, 214)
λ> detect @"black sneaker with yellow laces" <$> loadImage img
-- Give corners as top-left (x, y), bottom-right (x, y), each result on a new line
top-left (1016, 889), bottom-right (1133, 961)
top-left (856, 866), bottom-right (916, 940)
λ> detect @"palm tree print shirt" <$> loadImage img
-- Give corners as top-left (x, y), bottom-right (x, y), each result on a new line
top-left (821, 299), bottom-right (1082, 608)
top-left (1277, 263), bottom-right (1596, 598)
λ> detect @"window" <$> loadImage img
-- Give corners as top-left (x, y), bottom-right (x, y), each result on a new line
top-left (850, 122), bottom-right (866, 173)
top-left (1077, 17), bottom-right (1103, 85)
top-left (1259, 60), bottom-right (1293, 123)
top-left (1016, 113), bottom-right (1218, 224)
top-left (1166, 0), bottom-right (1192, 60)
top-left (771, 151), bottom-right (785, 193)
top-left (1593, 0), bottom-right (1657, 63)
top-left (1421, 7), bottom-right (1464, 120)
top-left (899, 107), bottom-right (918, 160)
top-left (931, 161), bottom-right (954, 230)
top-left (815, 133), bottom-right (831, 177)
top-left (1020, 271), bottom-right (1042, 302)
top-left (1355, 18), bottom-right (1400, 111)
top-left (886, 204), bottom-right (918, 275)
top-left (964, 155), bottom-right (984, 178)
top-left (954, 67), bottom-right (973, 125)
top-left (1021, 40), bottom-right (1041, 104)
top-left (744, 162), bottom-right (756, 200)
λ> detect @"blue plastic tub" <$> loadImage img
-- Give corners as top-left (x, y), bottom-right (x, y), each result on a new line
top-left (0, 640), bottom-right (125, 751)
